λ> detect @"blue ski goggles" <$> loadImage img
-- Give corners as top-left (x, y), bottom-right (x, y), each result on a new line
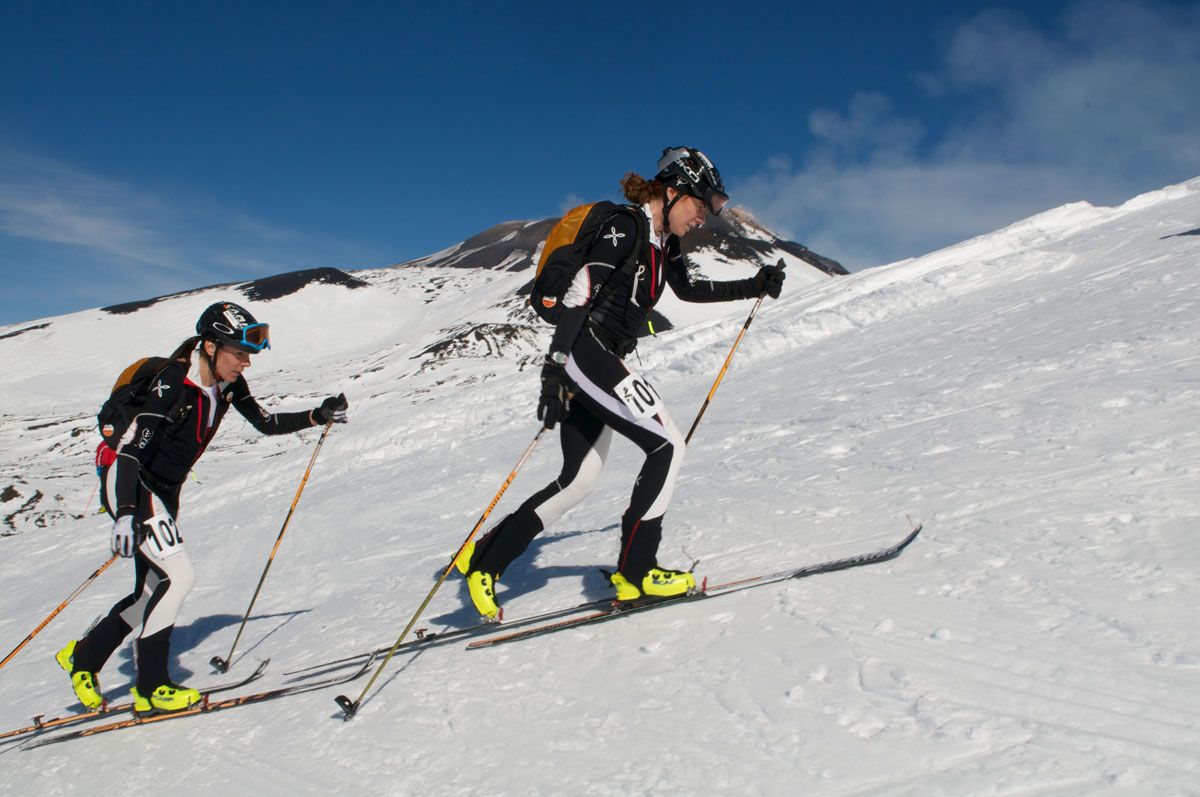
top-left (232, 323), bottom-right (271, 353)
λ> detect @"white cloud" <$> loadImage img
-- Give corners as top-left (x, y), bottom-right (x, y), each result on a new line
top-left (737, 0), bottom-right (1200, 268)
top-left (558, 193), bottom-right (588, 214)
top-left (0, 146), bottom-right (375, 295)
top-left (806, 93), bottom-right (925, 164)
top-left (0, 152), bottom-right (188, 271)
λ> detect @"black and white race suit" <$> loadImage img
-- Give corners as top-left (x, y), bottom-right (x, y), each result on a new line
top-left (474, 204), bottom-right (762, 582)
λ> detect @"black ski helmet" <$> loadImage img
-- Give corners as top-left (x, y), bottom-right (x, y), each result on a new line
top-left (655, 146), bottom-right (729, 215)
top-left (196, 301), bottom-right (271, 353)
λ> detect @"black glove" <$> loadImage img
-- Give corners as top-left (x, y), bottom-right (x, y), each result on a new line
top-left (314, 393), bottom-right (348, 424)
top-left (537, 358), bottom-right (570, 430)
top-left (753, 262), bottom-right (786, 299)
top-left (613, 336), bottom-right (638, 359)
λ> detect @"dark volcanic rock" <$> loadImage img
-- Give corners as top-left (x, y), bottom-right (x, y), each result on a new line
top-left (240, 267), bottom-right (368, 301)
top-left (413, 322), bottom-right (543, 372)
top-left (683, 208), bottom-right (848, 276)
top-left (101, 267), bottom-right (367, 315)
top-left (411, 219), bottom-right (557, 272)
top-left (0, 323), bottom-right (50, 340)
top-left (102, 284), bottom-right (220, 314)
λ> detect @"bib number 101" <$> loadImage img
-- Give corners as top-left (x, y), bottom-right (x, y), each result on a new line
top-left (615, 374), bottom-right (662, 420)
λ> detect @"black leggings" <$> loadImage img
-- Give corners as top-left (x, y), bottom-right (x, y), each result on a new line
top-left (475, 328), bottom-right (686, 582)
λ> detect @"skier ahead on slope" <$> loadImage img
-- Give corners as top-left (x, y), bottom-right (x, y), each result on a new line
top-left (456, 147), bottom-right (785, 619)
top-left (57, 301), bottom-right (349, 713)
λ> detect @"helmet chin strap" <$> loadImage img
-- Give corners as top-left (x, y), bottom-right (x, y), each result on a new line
top-left (662, 185), bottom-right (685, 236)
top-left (198, 338), bottom-right (220, 386)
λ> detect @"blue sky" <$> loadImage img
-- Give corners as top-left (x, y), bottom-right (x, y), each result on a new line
top-left (2, 0), bottom-right (1198, 325)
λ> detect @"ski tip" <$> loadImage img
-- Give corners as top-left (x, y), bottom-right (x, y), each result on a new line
top-left (884, 523), bottom-right (923, 558)
top-left (334, 695), bottom-right (358, 720)
top-left (209, 656), bottom-right (229, 673)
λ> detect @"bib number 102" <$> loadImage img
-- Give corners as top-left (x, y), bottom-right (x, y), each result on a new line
top-left (615, 374), bottom-right (662, 420)
top-left (144, 513), bottom-right (185, 559)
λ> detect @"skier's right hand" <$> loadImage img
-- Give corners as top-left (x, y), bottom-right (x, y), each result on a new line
top-left (111, 515), bottom-right (136, 558)
top-left (537, 358), bottom-right (570, 430)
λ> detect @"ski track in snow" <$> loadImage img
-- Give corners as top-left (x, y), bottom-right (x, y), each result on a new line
top-left (1, 178), bottom-right (1199, 794)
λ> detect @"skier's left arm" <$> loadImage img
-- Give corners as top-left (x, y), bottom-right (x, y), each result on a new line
top-left (665, 239), bottom-right (785, 302)
top-left (228, 376), bottom-right (348, 433)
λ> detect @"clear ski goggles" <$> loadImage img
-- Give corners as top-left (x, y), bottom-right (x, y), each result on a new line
top-left (703, 188), bottom-right (729, 215)
top-left (681, 186), bottom-right (728, 216)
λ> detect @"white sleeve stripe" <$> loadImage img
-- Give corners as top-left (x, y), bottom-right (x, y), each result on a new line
top-left (562, 264), bottom-right (594, 308)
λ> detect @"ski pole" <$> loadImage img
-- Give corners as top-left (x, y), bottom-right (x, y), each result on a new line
top-left (80, 478), bottom-right (99, 516)
top-left (0, 554), bottom-right (119, 672)
top-left (684, 260), bottom-right (784, 444)
top-left (335, 427), bottom-right (546, 719)
top-left (210, 422), bottom-right (334, 673)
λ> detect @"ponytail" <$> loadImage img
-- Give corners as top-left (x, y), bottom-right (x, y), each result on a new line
top-left (620, 172), bottom-right (666, 205)
top-left (169, 335), bottom-right (202, 362)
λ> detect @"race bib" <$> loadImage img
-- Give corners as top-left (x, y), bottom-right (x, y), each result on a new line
top-left (142, 512), bottom-right (185, 559)
top-left (615, 373), bottom-right (662, 420)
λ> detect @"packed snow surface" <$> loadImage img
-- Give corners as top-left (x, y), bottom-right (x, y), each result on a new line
top-left (1, 179), bottom-right (1198, 794)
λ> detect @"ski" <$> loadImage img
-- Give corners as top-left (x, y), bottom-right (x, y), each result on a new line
top-left (281, 593), bottom-right (624, 679)
top-left (466, 524), bottom-right (923, 650)
top-left (0, 658), bottom-right (270, 743)
top-left (24, 654), bottom-right (374, 747)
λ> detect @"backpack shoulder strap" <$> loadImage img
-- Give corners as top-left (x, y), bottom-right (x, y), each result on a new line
top-left (156, 358), bottom-right (194, 421)
top-left (593, 204), bottom-right (649, 292)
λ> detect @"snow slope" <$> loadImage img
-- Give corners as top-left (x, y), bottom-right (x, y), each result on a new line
top-left (1, 178), bottom-right (1198, 794)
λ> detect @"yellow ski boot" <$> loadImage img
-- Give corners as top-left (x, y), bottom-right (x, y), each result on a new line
top-left (610, 567), bottom-right (696, 601)
top-left (56, 640), bottom-right (103, 710)
top-left (54, 639), bottom-right (77, 673)
top-left (642, 567), bottom-right (696, 597)
top-left (609, 572), bottom-right (642, 601)
top-left (466, 570), bottom-right (501, 620)
top-left (131, 683), bottom-right (201, 713)
top-left (453, 539), bottom-right (476, 576)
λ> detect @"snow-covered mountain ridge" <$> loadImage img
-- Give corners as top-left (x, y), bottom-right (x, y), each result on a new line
top-left (1, 179), bottom-right (1197, 794)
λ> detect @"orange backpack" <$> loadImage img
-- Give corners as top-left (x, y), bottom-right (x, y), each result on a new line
top-left (529, 201), bottom-right (645, 324)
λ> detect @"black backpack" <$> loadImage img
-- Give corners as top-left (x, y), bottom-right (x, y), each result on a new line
top-left (530, 201), bottom-right (647, 324)
top-left (97, 356), bottom-right (191, 450)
